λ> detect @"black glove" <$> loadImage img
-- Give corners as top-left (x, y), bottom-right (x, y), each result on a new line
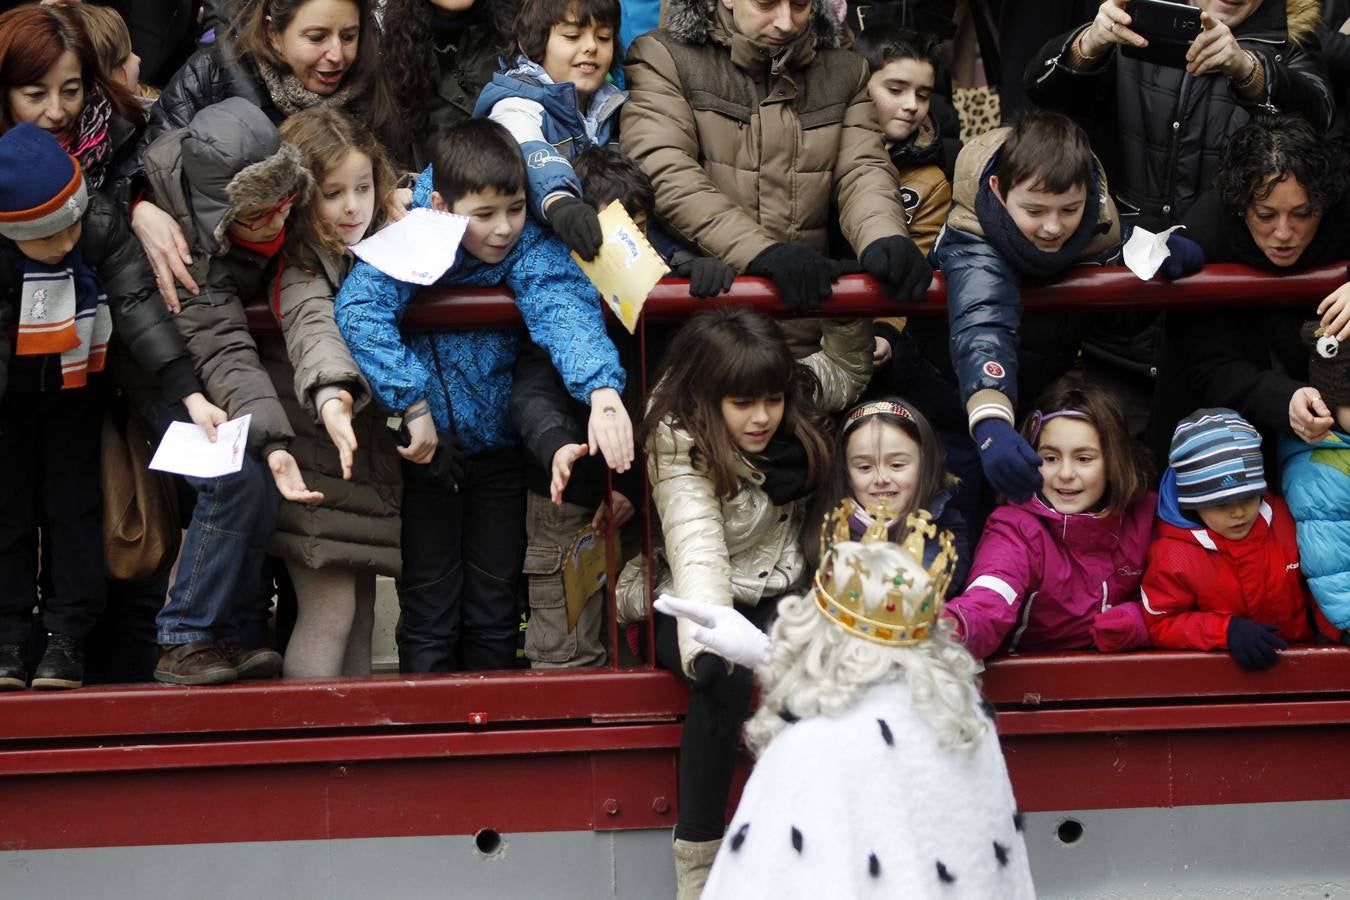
top-left (1226, 617), bottom-right (1288, 671)
top-left (672, 255), bottom-right (736, 299)
top-left (860, 235), bottom-right (933, 301)
top-left (745, 243), bottom-right (849, 312)
top-left (1160, 233), bottom-right (1205, 280)
top-left (547, 196), bottom-right (603, 260)
top-left (973, 418), bottom-right (1044, 502)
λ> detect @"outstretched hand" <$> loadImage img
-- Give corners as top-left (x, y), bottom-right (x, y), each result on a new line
top-left (320, 389), bottom-right (358, 480)
top-left (268, 449), bottom-right (324, 504)
top-left (654, 593), bottom-right (770, 668)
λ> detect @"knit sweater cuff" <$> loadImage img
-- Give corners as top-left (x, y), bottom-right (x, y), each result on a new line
top-left (158, 357), bottom-right (203, 404)
top-left (967, 389), bottom-right (1015, 434)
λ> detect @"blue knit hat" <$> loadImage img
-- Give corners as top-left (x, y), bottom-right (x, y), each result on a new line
top-left (0, 124), bottom-right (88, 241)
top-left (1168, 408), bottom-right (1266, 510)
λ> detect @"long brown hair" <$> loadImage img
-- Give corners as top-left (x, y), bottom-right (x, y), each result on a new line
top-left (1019, 379), bottom-right (1152, 516)
top-left (804, 397), bottom-right (956, 567)
top-left (0, 4), bottom-right (144, 131)
top-left (230, 0), bottom-right (397, 140)
top-left (279, 106), bottom-right (398, 257)
top-left (640, 306), bottom-right (832, 500)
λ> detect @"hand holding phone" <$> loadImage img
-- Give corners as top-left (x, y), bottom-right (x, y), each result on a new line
top-left (1119, 0), bottom-right (1203, 69)
top-left (1079, 0), bottom-right (1150, 60)
top-left (1186, 11), bottom-right (1253, 79)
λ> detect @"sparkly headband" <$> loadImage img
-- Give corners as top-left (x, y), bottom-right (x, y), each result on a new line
top-left (846, 400), bottom-right (914, 425)
top-left (1026, 409), bottom-right (1090, 443)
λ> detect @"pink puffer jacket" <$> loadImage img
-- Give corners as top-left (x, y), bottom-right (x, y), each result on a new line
top-left (947, 492), bottom-right (1157, 659)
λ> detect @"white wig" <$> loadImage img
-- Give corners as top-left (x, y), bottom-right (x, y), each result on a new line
top-left (744, 542), bottom-right (988, 758)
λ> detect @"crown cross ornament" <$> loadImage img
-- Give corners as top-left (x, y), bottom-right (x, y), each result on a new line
top-left (813, 500), bottom-right (958, 647)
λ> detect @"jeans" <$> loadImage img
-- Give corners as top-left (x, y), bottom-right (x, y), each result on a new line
top-left (143, 401), bottom-right (279, 647)
top-left (0, 386), bottom-right (106, 643)
top-left (397, 447), bottom-right (525, 672)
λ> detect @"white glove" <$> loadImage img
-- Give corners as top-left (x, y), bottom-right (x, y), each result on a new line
top-left (654, 593), bottom-right (771, 668)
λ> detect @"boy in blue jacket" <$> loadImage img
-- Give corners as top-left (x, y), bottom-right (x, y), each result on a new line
top-left (473, 0), bottom-right (624, 262)
top-left (924, 111), bottom-right (1121, 528)
top-left (1280, 322), bottom-right (1350, 644)
top-left (335, 119), bottom-right (631, 673)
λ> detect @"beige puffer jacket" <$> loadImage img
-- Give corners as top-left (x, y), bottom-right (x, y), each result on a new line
top-left (623, 318), bottom-right (872, 678)
top-left (259, 241), bottom-right (402, 576)
top-left (621, 0), bottom-right (907, 271)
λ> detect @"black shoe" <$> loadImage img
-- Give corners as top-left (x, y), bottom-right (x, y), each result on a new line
top-left (31, 633), bottom-right (84, 689)
top-left (0, 643), bottom-right (25, 690)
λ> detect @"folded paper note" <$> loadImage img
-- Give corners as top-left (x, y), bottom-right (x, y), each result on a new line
top-left (149, 414), bottom-right (251, 479)
top-left (352, 207), bottom-right (469, 285)
top-left (571, 202), bottom-right (670, 333)
top-left (1122, 224), bottom-right (1185, 280)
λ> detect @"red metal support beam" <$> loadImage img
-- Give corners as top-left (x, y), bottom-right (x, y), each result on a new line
top-left (244, 263), bottom-right (1349, 332)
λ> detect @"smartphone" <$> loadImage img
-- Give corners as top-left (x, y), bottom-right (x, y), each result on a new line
top-left (1121, 0), bottom-right (1203, 69)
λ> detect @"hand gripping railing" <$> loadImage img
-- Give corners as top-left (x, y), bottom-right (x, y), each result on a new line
top-left (243, 262), bottom-right (1349, 671)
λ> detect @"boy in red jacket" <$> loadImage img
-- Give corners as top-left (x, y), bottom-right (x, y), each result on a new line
top-left (1142, 408), bottom-right (1313, 670)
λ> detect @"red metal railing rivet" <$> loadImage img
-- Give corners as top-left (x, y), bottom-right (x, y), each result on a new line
top-left (469, 712), bottom-right (488, 725)
top-left (602, 799), bottom-right (619, 816)
top-left (652, 797), bottom-right (670, 814)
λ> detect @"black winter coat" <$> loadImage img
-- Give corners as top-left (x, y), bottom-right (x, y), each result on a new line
top-left (0, 192), bottom-right (200, 403)
top-left (135, 44), bottom-right (281, 178)
top-left (1148, 191), bottom-right (1350, 464)
top-left (1025, 0), bottom-right (1333, 231)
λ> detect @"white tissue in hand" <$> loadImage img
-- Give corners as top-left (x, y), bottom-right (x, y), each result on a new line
top-left (1122, 224), bottom-right (1185, 280)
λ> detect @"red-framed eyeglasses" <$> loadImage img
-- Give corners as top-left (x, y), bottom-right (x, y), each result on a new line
top-left (236, 190), bottom-right (299, 229)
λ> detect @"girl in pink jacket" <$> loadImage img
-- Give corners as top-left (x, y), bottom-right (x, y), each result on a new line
top-left (945, 382), bottom-right (1157, 659)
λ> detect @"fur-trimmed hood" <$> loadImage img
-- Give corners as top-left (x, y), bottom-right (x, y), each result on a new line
top-left (660, 0), bottom-right (846, 50)
top-left (179, 97), bottom-right (311, 255)
top-left (1243, 0), bottom-right (1322, 44)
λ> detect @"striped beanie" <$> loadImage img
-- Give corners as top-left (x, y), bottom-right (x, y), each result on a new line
top-left (0, 124), bottom-right (87, 241)
top-left (1167, 408), bottom-right (1266, 510)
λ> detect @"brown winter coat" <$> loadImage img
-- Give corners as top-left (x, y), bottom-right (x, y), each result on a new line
top-left (621, 0), bottom-right (907, 271)
top-left (261, 241), bottom-right (402, 576)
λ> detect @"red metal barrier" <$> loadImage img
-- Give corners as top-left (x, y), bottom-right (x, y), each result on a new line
top-left (3, 266), bottom-right (1350, 854)
top-left (244, 262), bottom-right (1350, 331)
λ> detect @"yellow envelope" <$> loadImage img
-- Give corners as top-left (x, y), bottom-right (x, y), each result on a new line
top-left (570, 202), bottom-right (670, 334)
top-left (562, 525), bottom-right (613, 632)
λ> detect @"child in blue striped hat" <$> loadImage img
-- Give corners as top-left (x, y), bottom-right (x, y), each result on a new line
top-left (1141, 408), bottom-right (1315, 670)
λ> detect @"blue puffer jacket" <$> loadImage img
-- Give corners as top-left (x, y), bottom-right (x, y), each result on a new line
top-left (334, 167), bottom-right (626, 456)
top-left (1279, 431), bottom-right (1350, 629)
top-left (930, 127), bottom-right (1121, 432)
top-left (473, 57), bottom-right (627, 222)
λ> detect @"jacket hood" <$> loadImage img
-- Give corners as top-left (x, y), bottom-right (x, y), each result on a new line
top-left (661, 0), bottom-right (846, 50)
top-left (180, 97), bottom-right (311, 255)
top-left (477, 56), bottom-right (628, 132)
top-left (1276, 429), bottom-right (1350, 465)
top-left (1240, 0), bottom-right (1321, 45)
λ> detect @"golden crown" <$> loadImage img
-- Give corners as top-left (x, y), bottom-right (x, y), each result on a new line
top-left (813, 499), bottom-right (958, 647)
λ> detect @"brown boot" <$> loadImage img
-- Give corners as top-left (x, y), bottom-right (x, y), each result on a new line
top-left (219, 643), bottom-right (283, 680)
top-left (155, 640), bottom-right (237, 685)
top-left (673, 836), bottom-right (721, 900)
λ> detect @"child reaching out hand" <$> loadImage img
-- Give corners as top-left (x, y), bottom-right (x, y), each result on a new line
top-left (945, 381), bottom-right (1156, 659)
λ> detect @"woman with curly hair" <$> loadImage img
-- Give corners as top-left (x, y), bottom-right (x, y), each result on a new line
top-left (1151, 113), bottom-right (1350, 464)
top-left (379, 0), bottom-right (515, 170)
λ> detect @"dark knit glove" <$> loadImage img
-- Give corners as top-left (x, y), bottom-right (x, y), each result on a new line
top-left (672, 255), bottom-right (736, 298)
top-left (548, 196), bottom-right (603, 261)
top-left (973, 418), bottom-right (1043, 502)
top-left (1226, 617), bottom-right (1287, 671)
top-left (745, 243), bottom-right (849, 312)
top-left (860, 235), bottom-right (933, 301)
top-left (1160, 233), bottom-right (1205, 280)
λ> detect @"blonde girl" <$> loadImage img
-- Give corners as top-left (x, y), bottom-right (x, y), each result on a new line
top-left (267, 106), bottom-right (402, 677)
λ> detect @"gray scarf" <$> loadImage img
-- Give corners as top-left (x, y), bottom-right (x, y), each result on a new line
top-left (257, 61), bottom-right (359, 117)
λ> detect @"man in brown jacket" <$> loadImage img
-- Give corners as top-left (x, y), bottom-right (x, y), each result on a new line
top-left (622, 0), bottom-right (931, 311)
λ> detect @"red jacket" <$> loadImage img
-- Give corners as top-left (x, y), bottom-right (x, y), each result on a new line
top-left (1141, 495), bottom-right (1314, 650)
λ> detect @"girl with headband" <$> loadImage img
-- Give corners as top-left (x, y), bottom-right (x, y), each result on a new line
top-left (943, 381), bottom-right (1157, 658)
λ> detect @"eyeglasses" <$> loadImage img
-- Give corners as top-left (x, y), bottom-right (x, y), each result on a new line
top-left (235, 190), bottom-right (299, 229)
